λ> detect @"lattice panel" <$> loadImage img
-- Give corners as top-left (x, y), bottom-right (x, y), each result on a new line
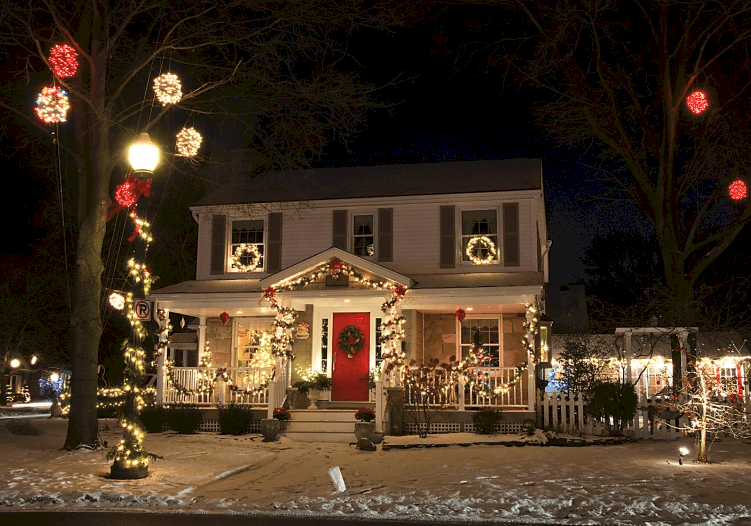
top-left (464, 422), bottom-right (523, 434)
top-left (405, 422), bottom-right (461, 434)
top-left (161, 419), bottom-right (261, 433)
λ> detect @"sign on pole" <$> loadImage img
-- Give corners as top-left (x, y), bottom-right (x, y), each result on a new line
top-left (133, 299), bottom-right (152, 321)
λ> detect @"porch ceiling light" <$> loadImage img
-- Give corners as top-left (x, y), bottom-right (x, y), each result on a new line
top-left (9, 358), bottom-right (20, 368)
top-left (128, 133), bottom-right (159, 173)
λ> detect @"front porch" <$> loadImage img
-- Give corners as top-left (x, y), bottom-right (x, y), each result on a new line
top-left (158, 361), bottom-right (536, 440)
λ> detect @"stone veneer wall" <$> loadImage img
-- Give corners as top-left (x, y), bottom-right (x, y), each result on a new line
top-left (503, 314), bottom-right (528, 367)
top-left (422, 313), bottom-right (457, 364)
top-left (206, 318), bottom-right (232, 366)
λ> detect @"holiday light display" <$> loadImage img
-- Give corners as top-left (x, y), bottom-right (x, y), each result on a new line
top-left (231, 243), bottom-right (261, 272)
top-left (176, 127), bottom-right (202, 157)
top-left (686, 89), bottom-right (709, 115)
top-left (35, 87), bottom-right (70, 123)
top-left (48, 44), bottom-right (78, 78)
top-left (153, 73), bottom-right (182, 105)
top-left (108, 292), bottom-right (125, 310)
top-left (466, 236), bottom-right (497, 264)
top-left (729, 179), bottom-right (747, 200)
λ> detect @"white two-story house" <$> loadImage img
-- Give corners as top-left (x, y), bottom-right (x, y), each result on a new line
top-left (151, 158), bottom-right (552, 438)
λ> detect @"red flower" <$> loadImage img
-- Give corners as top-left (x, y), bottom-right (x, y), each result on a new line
top-left (394, 284), bottom-right (407, 298)
top-left (263, 286), bottom-right (275, 299)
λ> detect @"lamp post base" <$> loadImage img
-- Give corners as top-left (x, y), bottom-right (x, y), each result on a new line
top-left (110, 464), bottom-right (149, 480)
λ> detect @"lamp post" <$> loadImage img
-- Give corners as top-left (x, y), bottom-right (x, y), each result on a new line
top-left (110, 132), bottom-right (158, 480)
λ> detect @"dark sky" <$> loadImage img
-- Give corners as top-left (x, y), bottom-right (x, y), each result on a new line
top-left (1, 9), bottom-right (656, 286)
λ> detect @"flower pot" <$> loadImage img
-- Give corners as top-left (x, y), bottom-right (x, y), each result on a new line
top-left (260, 418), bottom-right (280, 442)
top-left (110, 464), bottom-right (148, 480)
top-left (308, 388), bottom-right (320, 409)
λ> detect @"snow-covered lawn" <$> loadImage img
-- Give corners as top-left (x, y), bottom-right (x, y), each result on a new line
top-left (1, 414), bottom-right (751, 525)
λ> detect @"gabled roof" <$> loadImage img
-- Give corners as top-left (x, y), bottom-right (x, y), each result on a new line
top-left (260, 247), bottom-right (414, 289)
top-left (193, 158), bottom-right (542, 206)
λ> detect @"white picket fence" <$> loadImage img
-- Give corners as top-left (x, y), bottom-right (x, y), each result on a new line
top-left (539, 392), bottom-right (687, 440)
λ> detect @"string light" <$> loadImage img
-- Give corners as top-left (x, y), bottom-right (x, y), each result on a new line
top-left (686, 89), bottom-right (709, 115)
top-left (176, 127), bottom-right (202, 157)
top-left (35, 87), bottom-right (70, 123)
top-left (729, 179), bottom-right (747, 200)
top-left (153, 73), bottom-right (182, 105)
top-left (48, 44), bottom-right (78, 78)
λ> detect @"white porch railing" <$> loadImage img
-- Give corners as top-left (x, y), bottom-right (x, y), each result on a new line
top-left (400, 367), bottom-right (530, 410)
top-left (266, 357), bottom-right (291, 419)
top-left (164, 366), bottom-right (273, 406)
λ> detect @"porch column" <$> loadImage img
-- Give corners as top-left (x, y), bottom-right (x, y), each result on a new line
top-left (624, 331), bottom-right (633, 385)
top-left (375, 380), bottom-right (384, 434)
top-left (197, 316), bottom-right (207, 363)
top-left (525, 307), bottom-right (535, 412)
top-left (156, 306), bottom-right (169, 405)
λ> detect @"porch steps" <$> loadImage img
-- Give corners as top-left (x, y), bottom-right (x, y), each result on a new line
top-left (281, 409), bottom-right (374, 443)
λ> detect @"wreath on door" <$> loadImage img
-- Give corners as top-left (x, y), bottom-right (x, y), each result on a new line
top-left (338, 325), bottom-right (364, 358)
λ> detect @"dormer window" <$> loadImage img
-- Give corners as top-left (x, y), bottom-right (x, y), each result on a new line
top-left (231, 219), bottom-right (264, 272)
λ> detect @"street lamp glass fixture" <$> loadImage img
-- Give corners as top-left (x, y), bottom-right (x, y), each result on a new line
top-left (128, 133), bottom-right (159, 173)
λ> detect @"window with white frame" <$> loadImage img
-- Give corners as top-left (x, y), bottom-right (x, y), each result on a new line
top-left (230, 219), bottom-right (264, 272)
top-left (236, 319), bottom-right (274, 368)
top-left (459, 317), bottom-right (501, 367)
top-left (353, 214), bottom-right (374, 257)
top-left (461, 209), bottom-right (498, 263)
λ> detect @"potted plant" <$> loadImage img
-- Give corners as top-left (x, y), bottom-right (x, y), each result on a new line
top-left (354, 407), bottom-right (376, 449)
top-left (260, 407), bottom-right (290, 442)
top-left (293, 368), bottom-right (332, 409)
top-left (273, 407), bottom-right (291, 422)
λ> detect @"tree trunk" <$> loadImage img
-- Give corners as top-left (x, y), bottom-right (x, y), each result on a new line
top-left (65, 203), bottom-right (107, 449)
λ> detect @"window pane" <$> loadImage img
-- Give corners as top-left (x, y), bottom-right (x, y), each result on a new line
top-left (231, 220), bottom-right (264, 271)
top-left (459, 318), bottom-right (501, 366)
top-left (353, 214), bottom-right (374, 256)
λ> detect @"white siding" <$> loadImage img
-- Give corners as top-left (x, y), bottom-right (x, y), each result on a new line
top-left (193, 192), bottom-right (544, 280)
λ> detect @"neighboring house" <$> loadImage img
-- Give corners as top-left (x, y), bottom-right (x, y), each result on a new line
top-left (151, 158), bottom-right (552, 438)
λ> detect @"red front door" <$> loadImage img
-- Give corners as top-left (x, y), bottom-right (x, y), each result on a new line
top-left (332, 312), bottom-right (370, 401)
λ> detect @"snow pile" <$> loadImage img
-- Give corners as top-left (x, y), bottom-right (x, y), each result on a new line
top-left (1, 415), bottom-right (751, 524)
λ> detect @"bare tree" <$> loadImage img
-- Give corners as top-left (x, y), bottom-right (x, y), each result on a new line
top-left (0, 0), bottom-right (427, 449)
top-left (453, 0), bottom-right (751, 318)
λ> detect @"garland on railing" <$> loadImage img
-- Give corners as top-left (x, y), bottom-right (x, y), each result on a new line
top-left (165, 340), bottom-right (274, 397)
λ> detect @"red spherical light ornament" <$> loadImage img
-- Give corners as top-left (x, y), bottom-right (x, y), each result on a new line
top-left (729, 179), bottom-right (747, 201)
top-left (686, 90), bottom-right (709, 115)
top-left (115, 180), bottom-right (138, 208)
top-left (220, 312), bottom-right (230, 326)
top-left (49, 44), bottom-right (78, 78)
top-left (455, 308), bottom-right (466, 322)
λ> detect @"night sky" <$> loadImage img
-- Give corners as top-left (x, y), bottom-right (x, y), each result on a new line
top-left (0, 7), bottom-right (658, 287)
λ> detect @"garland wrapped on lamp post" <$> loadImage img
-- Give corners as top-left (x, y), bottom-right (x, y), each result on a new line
top-left (107, 134), bottom-right (162, 480)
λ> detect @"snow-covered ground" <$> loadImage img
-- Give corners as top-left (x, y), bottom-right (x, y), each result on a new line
top-left (1, 412), bottom-right (751, 525)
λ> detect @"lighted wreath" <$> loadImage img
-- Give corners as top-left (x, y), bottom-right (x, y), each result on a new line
top-left (466, 236), bottom-right (497, 264)
top-left (231, 243), bottom-right (261, 272)
top-left (338, 325), bottom-right (364, 358)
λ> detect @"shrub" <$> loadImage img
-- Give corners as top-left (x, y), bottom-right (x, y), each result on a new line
top-left (586, 381), bottom-right (638, 436)
top-left (472, 408), bottom-right (503, 434)
top-left (521, 418), bottom-right (537, 436)
top-left (165, 403), bottom-right (203, 434)
top-left (273, 407), bottom-right (291, 421)
top-left (138, 405), bottom-right (167, 433)
top-left (217, 403), bottom-right (255, 435)
top-left (354, 408), bottom-right (376, 422)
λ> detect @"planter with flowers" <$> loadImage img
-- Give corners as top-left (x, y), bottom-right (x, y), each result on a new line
top-left (354, 407), bottom-right (377, 450)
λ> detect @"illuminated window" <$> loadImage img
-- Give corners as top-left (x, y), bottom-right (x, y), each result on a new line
top-left (230, 219), bottom-right (264, 272)
top-left (353, 214), bottom-right (374, 257)
top-left (461, 209), bottom-right (498, 263)
top-left (459, 317), bottom-right (501, 367)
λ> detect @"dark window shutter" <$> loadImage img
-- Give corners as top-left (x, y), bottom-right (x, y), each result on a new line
top-left (503, 203), bottom-right (520, 266)
top-left (266, 213), bottom-right (283, 273)
top-left (439, 205), bottom-right (455, 269)
top-left (210, 214), bottom-right (227, 274)
top-left (377, 208), bottom-right (393, 262)
top-left (332, 210), bottom-right (347, 250)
